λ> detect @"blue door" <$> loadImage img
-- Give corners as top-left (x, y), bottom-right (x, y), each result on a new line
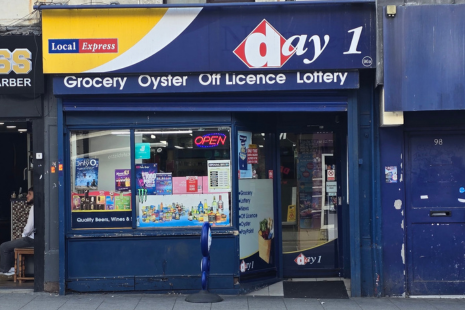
top-left (406, 132), bottom-right (465, 295)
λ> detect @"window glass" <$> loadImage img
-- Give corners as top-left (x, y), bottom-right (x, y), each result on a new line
top-left (238, 131), bottom-right (275, 273)
top-left (134, 128), bottom-right (232, 228)
top-left (281, 132), bottom-right (338, 255)
top-left (70, 130), bottom-right (132, 229)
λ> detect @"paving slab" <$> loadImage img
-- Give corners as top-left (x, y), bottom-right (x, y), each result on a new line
top-left (173, 297), bottom-right (213, 310)
top-left (135, 296), bottom-right (177, 310)
top-left (284, 298), bottom-right (325, 310)
top-left (388, 298), bottom-right (437, 310)
top-left (58, 295), bottom-right (106, 310)
top-left (96, 295), bottom-right (142, 310)
top-left (352, 297), bottom-right (398, 310)
top-left (423, 298), bottom-right (465, 310)
top-left (268, 282), bottom-right (284, 296)
top-left (209, 296), bottom-right (248, 310)
top-left (247, 296), bottom-right (287, 310)
top-left (319, 298), bottom-right (362, 310)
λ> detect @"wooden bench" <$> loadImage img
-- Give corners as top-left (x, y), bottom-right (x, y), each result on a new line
top-left (14, 247), bottom-right (34, 283)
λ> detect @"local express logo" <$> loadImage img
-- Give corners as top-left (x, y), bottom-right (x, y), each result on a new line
top-left (48, 39), bottom-right (118, 54)
top-left (233, 19), bottom-right (365, 68)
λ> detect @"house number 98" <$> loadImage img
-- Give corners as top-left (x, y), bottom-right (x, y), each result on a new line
top-left (434, 139), bottom-right (443, 145)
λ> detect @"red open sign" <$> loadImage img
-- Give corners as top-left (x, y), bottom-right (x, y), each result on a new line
top-left (193, 131), bottom-right (230, 149)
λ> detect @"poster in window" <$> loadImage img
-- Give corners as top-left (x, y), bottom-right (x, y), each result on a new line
top-left (135, 164), bottom-right (157, 195)
top-left (115, 169), bottom-right (131, 191)
top-left (71, 191), bottom-right (132, 229)
top-left (137, 193), bottom-right (230, 227)
top-left (186, 176), bottom-right (199, 193)
top-left (238, 131), bottom-right (252, 179)
top-left (155, 173), bottom-right (173, 195)
top-left (239, 179), bottom-right (275, 274)
top-left (208, 160), bottom-right (231, 192)
top-left (75, 158), bottom-right (99, 190)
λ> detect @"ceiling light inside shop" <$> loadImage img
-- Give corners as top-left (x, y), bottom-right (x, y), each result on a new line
top-left (112, 130), bottom-right (193, 135)
top-left (6, 126), bottom-right (16, 129)
top-left (174, 146), bottom-right (184, 149)
top-left (151, 135), bottom-right (156, 139)
top-left (111, 131), bottom-right (130, 135)
top-left (150, 142), bottom-right (167, 147)
top-left (139, 130), bottom-right (193, 134)
top-left (259, 145), bottom-right (264, 148)
top-left (18, 129), bottom-right (27, 132)
top-left (0, 123), bottom-right (4, 125)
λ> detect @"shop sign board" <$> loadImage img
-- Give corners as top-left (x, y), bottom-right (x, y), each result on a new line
top-left (52, 71), bottom-right (359, 95)
top-left (0, 35), bottom-right (44, 94)
top-left (41, 5), bottom-right (375, 74)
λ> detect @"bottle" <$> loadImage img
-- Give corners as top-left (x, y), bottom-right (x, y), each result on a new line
top-left (137, 218), bottom-right (140, 227)
top-left (125, 177), bottom-right (130, 187)
top-left (203, 199), bottom-right (208, 212)
top-left (208, 208), bottom-right (216, 223)
top-left (215, 208), bottom-right (221, 222)
top-left (211, 196), bottom-right (217, 212)
top-left (204, 209), bottom-right (209, 222)
top-left (198, 201), bottom-right (203, 213)
top-left (218, 195), bottom-right (223, 212)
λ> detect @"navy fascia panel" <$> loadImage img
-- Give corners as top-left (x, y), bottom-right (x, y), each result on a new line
top-left (62, 91), bottom-right (349, 112)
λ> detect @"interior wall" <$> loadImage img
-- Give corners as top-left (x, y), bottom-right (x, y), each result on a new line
top-left (0, 132), bottom-right (28, 245)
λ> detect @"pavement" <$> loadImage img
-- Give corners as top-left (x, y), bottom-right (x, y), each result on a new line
top-left (0, 291), bottom-right (465, 310)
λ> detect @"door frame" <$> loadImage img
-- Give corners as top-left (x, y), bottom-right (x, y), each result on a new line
top-left (234, 122), bottom-right (280, 282)
top-left (275, 115), bottom-right (348, 279)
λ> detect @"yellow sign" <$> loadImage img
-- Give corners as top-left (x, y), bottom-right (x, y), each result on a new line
top-left (287, 205), bottom-right (296, 222)
top-left (41, 8), bottom-right (200, 74)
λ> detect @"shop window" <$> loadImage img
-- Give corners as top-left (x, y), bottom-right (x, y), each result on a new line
top-left (70, 130), bottom-right (132, 229)
top-left (135, 128), bottom-right (232, 228)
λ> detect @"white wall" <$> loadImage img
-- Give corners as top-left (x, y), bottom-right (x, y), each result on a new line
top-left (0, 0), bottom-right (38, 26)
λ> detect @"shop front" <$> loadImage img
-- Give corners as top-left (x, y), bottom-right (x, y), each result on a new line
top-left (0, 34), bottom-right (44, 291)
top-left (382, 4), bottom-right (465, 296)
top-left (39, 2), bottom-right (377, 295)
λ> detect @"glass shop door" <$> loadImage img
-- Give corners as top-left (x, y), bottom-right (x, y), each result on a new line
top-left (280, 131), bottom-right (342, 277)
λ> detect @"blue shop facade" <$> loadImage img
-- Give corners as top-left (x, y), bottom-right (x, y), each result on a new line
top-left (382, 4), bottom-right (465, 296)
top-left (39, 2), bottom-right (382, 296)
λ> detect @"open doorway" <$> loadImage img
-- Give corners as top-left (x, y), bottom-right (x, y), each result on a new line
top-left (0, 120), bottom-right (34, 289)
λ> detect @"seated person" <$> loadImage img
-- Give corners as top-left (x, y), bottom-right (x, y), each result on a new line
top-left (0, 187), bottom-right (34, 276)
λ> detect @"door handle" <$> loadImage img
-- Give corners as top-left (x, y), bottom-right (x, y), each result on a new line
top-left (429, 211), bottom-right (451, 217)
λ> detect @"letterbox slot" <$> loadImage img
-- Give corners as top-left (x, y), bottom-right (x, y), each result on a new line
top-left (429, 211), bottom-right (451, 217)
